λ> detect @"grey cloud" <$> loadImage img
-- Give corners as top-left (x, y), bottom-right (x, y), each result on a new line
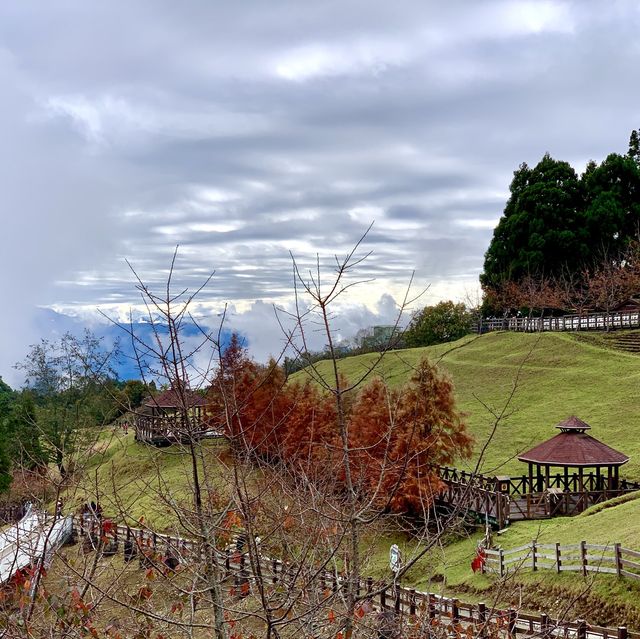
top-left (2, 1), bottom-right (640, 380)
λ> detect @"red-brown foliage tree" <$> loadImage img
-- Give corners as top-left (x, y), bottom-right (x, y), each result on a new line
top-left (384, 359), bottom-right (473, 514)
top-left (209, 336), bottom-right (473, 517)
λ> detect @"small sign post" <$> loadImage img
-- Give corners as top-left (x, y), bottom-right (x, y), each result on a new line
top-left (389, 543), bottom-right (401, 574)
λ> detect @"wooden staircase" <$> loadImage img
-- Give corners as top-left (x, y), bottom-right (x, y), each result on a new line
top-left (608, 331), bottom-right (640, 353)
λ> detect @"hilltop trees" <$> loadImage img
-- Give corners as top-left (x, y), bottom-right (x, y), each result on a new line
top-left (404, 300), bottom-right (472, 347)
top-left (481, 154), bottom-right (586, 291)
top-left (481, 129), bottom-right (640, 299)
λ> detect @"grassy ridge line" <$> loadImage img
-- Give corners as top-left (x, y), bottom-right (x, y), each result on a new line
top-left (292, 332), bottom-right (640, 479)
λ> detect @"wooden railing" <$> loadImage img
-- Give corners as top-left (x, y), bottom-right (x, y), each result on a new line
top-left (435, 469), bottom-right (509, 528)
top-left (502, 473), bottom-right (640, 496)
top-left (474, 310), bottom-right (640, 334)
top-left (438, 466), bottom-right (500, 491)
top-left (75, 516), bottom-right (638, 639)
top-left (435, 467), bottom-right (640, 527)
top-left (0, 503), bottom-right (26, 525)
top-left (134, 415), bottom-right (223, 445)
top-left (484, 540), bottom-right (640, 582)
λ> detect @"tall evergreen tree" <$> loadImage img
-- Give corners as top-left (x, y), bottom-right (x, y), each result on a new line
top-left (482, 130), bottom-right (640, 295)
top-left (481, 154), bottom-right (587, 290)
top-left (5, 391), bottom-right (46, 470)
top-left (0, 377), bottom-right (15, 492)
top-left (582, 152), bottom-right (640, 258)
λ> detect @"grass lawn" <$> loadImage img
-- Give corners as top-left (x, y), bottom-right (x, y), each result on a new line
top-left (292, 331), bottom-right (640, 479)
top-left (67, 428), bottom-right (231, 530)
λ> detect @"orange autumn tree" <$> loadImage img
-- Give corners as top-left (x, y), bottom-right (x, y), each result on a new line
top-left (345, 377), bottom-right (399, 497)
top-left (385, 358), bottom-right (473, 514)
top-left (211, 338), bottom-right (473, 517)
top-left (207, 334), bottom-right (338, 473)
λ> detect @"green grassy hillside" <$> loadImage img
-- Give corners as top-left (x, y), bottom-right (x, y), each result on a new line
top-left (293, 332), bottom-right (640, 479)
top-left (68, 430), bottom-right (230, 530)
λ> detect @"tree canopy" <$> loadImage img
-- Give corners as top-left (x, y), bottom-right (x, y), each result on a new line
top-left (404, 301), bottom-right (472, 347)
top-left (481, 129), bottom-right (640, 292)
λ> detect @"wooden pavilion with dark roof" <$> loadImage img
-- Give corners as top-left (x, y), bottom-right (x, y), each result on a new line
top-left (135, 387), bottom-right (208, 445)
top-left (517, 416), bottom-right (629, 493)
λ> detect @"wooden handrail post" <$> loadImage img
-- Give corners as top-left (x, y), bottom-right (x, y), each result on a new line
top-left (367, 576), bottom-right (373, 594)
top-left (576, 619), bottom-right (587, 639)
top-left (555, 543), bottom-right (561, 573)
top-left (477, 602), bottom-right (487, 638)
top-left (451, 598), bottom-right (460, 623)
top-left (540, 613), bottom-right (550, 638)
top-left (409, 589), bottom-right (416, 616)
top-left (580, 541), bottom-right (587, 577)
top-left (618, 627), bottom-right (628, 639)
top-left (395, 588), bottom-right (401, 614)
top-left (615, 543), bottom-right (622, 577)
top-left (531, 540), bottom-right (537, 571)
top-left (380, 586), bottom-right (386, 610)
top-left (499, 548), bottom-right (505, 577)
top-left (428, 593), bottom-right (436, 620)
top-left (507, 608), bottom-right (517, 639)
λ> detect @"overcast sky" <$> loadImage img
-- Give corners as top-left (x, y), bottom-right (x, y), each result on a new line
top-left (1, 1), bottom-right (639, 384)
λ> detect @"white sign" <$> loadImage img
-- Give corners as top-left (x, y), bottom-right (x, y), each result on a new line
top-left (389, 543), bottom-right (401, 573)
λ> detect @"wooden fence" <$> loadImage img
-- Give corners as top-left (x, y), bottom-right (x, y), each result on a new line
top-left (484, 540), bottom-right (640, 582)
top-left (75, 516), bottom-right (638, 639)
top-left (475, 310), bottom-right (640, 334)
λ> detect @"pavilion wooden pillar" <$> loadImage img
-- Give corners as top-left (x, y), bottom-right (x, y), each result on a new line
top-left (528, 463), bottom-right (534, 493)
top-left (536, 463), bottom-right (544, 492)
top-left (544, 465), bottom-right (550, 491)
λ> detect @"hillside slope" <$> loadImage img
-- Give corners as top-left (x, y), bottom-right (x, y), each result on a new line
top-left (293, 332), bottom-right (640, 479)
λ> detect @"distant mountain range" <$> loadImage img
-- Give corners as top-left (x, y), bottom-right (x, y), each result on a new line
top-left (32, 308), bottom-right (238, 382)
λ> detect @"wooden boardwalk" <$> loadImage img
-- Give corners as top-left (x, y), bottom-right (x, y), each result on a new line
top-left (435, 466), bottom-right (640, 529)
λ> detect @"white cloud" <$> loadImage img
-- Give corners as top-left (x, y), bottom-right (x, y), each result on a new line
top-left (274, 39), bottom-right (408, 81)
top-left (455, 218), bottom-right (499, 230)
